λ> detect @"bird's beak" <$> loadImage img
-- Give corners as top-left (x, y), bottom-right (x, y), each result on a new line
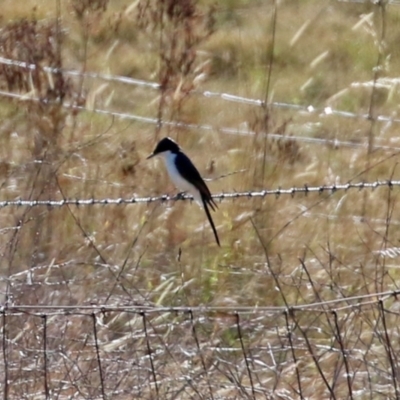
top-left (146, 153), bottom-right (155, 160)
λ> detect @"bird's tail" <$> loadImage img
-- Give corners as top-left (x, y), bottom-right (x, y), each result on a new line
top-left (203, 198), bottom-right (220, 246)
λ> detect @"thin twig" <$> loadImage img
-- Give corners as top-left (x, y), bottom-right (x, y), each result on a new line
top-left (2, 309), bottom-right (8, 400)
top-left (42, 315), bottom-right (49, 399)
top-left (332, 311), bottom-right (353, 400)
top-left (290, 310), bottom-right (337, 399)
top-left (362, 0), bottom-right (387, 216)
top-left (378, 300), bottom-right (399, 399)
top-left (284, 310), bottom-right (304, 400)
top-left (189, 310), bottom-right (214, 400)
top-left (92, 313), bottom-right (106, 400)
top-left (141, 312), bottom-right (159, 398)
top-left (235, 312), bottom-right (256, 400)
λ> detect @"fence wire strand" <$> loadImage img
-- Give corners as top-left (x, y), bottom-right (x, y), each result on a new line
top-left (0, 179), bottom-right (395, 208)
top-left (1, 290), bottom-right (400, 398)
top-left (1, 55), bottom-right (400, 125)
top-left (1, 288), bottom-right (399, 314)
top-left (1, 58), bottom-right (400, 153)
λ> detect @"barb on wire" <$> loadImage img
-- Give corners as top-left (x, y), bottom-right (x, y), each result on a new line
top-left (0, 179), bottom-right (397, 209)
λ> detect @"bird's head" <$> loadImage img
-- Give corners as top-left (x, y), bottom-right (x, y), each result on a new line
top-left (147, 137), bottom-right (180, 159)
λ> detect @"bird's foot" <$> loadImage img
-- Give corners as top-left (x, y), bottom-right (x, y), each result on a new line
top-left (176, 191), bottom-right (187, 200)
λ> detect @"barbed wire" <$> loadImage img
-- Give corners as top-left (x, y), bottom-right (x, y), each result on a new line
top-left (0, 53), bottom-right (400, 123)
top-left (0, 179), bottom-right (396, 208)
top-left (1, 55), bottom-right (400, 132)
top-left (1, 87), bottom-right (399, 153)
top-left (0, 54), bottom-right (398, 122)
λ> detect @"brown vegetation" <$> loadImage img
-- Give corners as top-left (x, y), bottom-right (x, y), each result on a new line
top-left (0, 0), bottom-right (400, 398)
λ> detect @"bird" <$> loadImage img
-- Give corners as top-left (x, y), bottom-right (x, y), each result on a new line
top-left (147, 137), bottom-right (220, 246)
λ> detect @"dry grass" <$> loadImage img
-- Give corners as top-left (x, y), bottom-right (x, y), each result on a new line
top-left (1, 0), bottom-right (400, 398)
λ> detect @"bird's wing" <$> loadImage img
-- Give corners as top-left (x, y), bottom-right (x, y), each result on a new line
top-left (175, 152), bottom-right (217, 210)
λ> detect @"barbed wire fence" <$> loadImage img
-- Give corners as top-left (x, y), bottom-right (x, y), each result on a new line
top-left (1, 179), bottom-right (400, 398)
top-left (0, 179), bottom-right (395, 208)
top-left (1, 1), bottom-right (400, 399)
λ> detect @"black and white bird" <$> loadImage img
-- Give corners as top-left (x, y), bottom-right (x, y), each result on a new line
top-left (147, 137), bottom-right (220, 246)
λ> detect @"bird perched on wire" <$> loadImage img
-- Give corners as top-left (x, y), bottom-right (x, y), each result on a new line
top-left (147, 137), bottom-right (220, 246)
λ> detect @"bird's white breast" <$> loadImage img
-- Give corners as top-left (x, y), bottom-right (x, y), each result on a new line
top-left (160, 151), bottom-right (202, 205)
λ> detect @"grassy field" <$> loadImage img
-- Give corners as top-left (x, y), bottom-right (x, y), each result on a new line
top-left (1, 0), bottom-right (400, 398)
